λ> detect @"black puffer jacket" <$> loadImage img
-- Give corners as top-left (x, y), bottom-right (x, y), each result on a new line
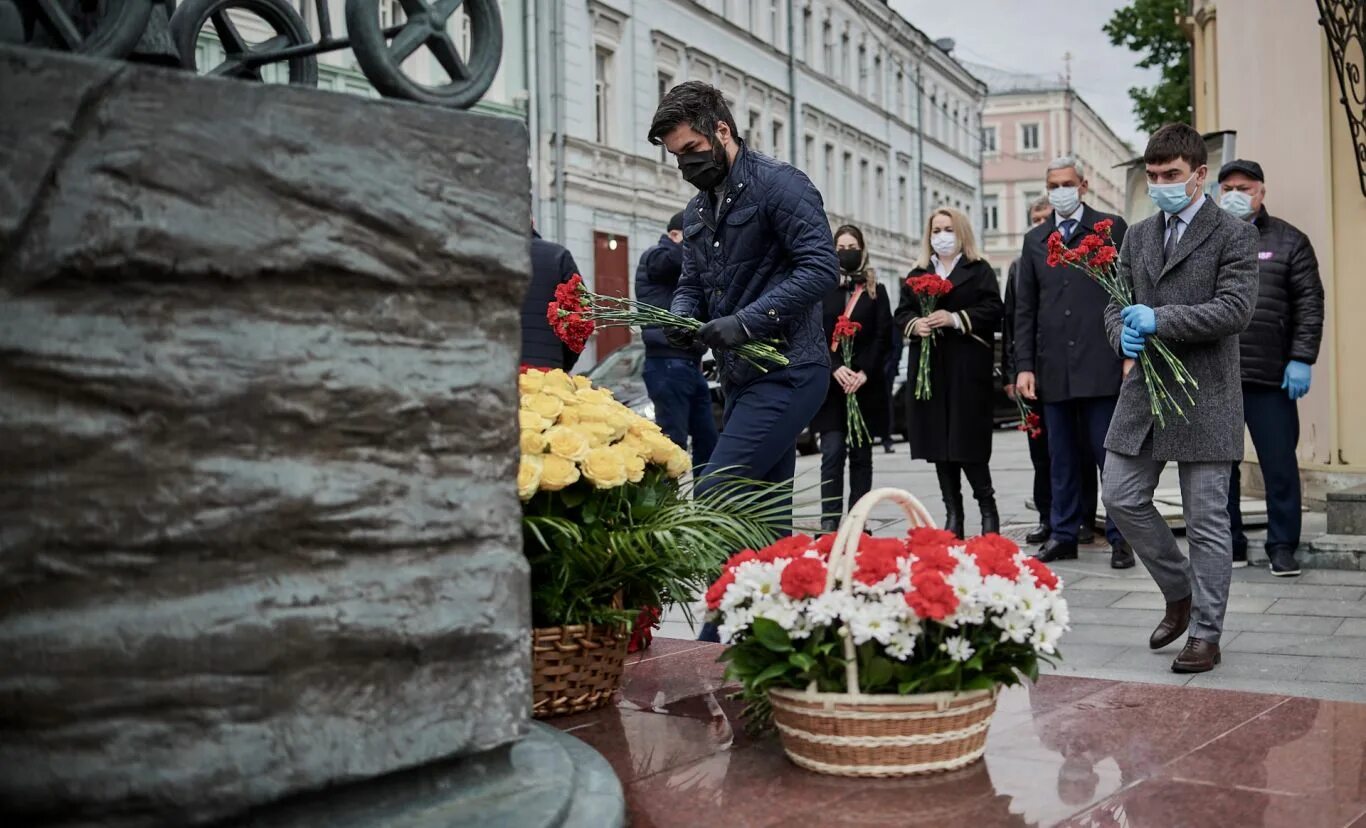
top-left (1238, 208), bottom-right (1325, 387)
top-left (521, 232), bottom-right (582, 371)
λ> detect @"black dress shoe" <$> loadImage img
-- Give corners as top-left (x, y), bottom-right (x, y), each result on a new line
top-left (1110, 541), bottom-right (1135, 570)
top-left (1026, 523), bottom-right (1051, 545)
top-left (1172, 637), bottom-right (1221, 673)
top-left (1077, 525), bottom-right (1096, 545)
top-left (1269, 547), bottom-right (1301, 577)
top-left (1149, 595), bottom-right (1192, 650)
top-left (883, 442), bottom-right (896, 454)
top-left (1033, 539), bottom-right (1078, 563)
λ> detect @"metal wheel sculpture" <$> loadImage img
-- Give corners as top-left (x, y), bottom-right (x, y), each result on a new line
top-left (166, 0), bottom-right (502, 109)
top-left (170, 0), bottom-right (316, 85)
top-left (3, 0), bottom-right (153, 57)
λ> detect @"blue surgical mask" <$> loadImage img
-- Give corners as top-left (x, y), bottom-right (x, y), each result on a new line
top-left (1148, 172), bottom-right (1198, 214)
top-left (1048, 186), bottom-right (1080, 216)
top-left (1219, 189), bottom-right (1255, 219)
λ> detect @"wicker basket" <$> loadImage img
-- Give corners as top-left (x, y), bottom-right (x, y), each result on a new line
top-left (769, 487), bottom-right (1000, 777)
top-left (531, 623), bottom-right (628, 719)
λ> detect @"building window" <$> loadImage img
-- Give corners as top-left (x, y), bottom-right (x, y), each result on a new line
top-left (929, 91), bottom-right (938, 138)
top-left (981, 125), bottom-right (997, 154)
top-left (859, 158), bottom-right (870, 217)
top-left (748, 109), bottom-right (762, 152)
top-left (872, 54), bottom-right (882, 105)
top-left (805, 135), bottom-right (816, 173)
top-left (803, 7), bottom-right (813, 62)
top-left (1021, 122), bottom-right (1041, 152)
top-left (768, 0), bottom-right (780, 43)
top-left (594, 46), bottom-right (613, 143)
top-left (657, 71), bottom-right (673, 160)
top-left (823, 21), bottom-right (833, 75)
top-left (857, 44), bottom-right (866, 96)
top-left (841, 33), bottom-right (850, 85)
top-left (1022, 190), bottom-right (1042, 223)
top-left (771, 119), bottom-right (785, 161)
top-left (982, 195), bottom-right (999, 233)
top-left (842, 151), bottom-right (853, 214)
top-left (824, 143), bottom-right (835, 196)
top-left (875, 164), bottom-right (885, 222)
top-left (380, 0), bottom-right (403, 26)
top-left (895, 69), bottom-right (905, 119)
top-left (898, 175), bottom-right (909, 233)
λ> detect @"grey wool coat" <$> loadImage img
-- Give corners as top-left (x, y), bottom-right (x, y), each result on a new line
top-left (1103, 197), bottom-right (1259, 462)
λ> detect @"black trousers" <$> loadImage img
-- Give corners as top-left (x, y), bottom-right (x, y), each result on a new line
top-left (1029, 411), bottom-right (1098, 528)
top-left (935, 461), bottom-right (994, 504)
top-left (820, 430), bottom-right (873, 527)
top-left (1228, 384), bottom-right (1303, 554)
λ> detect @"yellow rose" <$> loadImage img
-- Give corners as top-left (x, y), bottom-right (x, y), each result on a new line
top-left (619, 446), bottom-right (647, 483)
top-left (541, 369), bottom-right (579, 401)
top-left (581, 446), bottom-right (629, 489)
top-left (575, 421), bottom-right (616, 447)
top-left (538, 454), bottom-right (580, 491)
top-left (572, 374), bottom-right (593, 390)
top-left (521, 429), bottom-right (548, 455)
top-left (557, 407), bottom-right (582, 426)
top-left (524, 393), bottom-right (565, 421)
top-left (642, 431), bottom-right (678, 465)
top-left (518, 455), bottom-right (543, 500)
top-left (666, 447), bottom-right (690, 479)
top-left (617, 436), bottom-right (651, 460)
top-left (519, 370), bottom-right (546, 395)
top-left (519, 409), bottom-right (550, 432)
top-left (575, 387), bottom-right (616, 406)
top-left (629, 417), bottom-right (664, 439)
top-left (545, 425), bottom-right (590, 462)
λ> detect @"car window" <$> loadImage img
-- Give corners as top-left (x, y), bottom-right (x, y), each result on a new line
top-left (586, 345), bottom-right (645, 384)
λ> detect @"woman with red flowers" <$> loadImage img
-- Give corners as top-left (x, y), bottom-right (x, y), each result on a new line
top-left (811, 225), bottom-right (893, 531)
top-left (894, 208), bottom-right (1004, 539)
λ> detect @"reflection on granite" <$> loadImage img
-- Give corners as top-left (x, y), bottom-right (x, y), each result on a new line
top-left (551, 639), bottom-right (1366, 827)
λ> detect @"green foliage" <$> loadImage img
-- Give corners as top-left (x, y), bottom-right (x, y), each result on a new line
top-left (523, 471), bottom-right (796, 628)
top-left (723, 622), bottom-right (1056, 733)
top-left (1103, 0), bottom-right (1192, 133)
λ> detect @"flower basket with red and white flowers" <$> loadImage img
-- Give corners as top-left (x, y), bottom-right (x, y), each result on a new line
top-left (709, 488), bottom-right (1068, 777)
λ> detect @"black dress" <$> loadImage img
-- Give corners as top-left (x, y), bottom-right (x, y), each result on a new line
top-left (894, 258), bottom-right (1003, 464)
top-left (811, 276), bottom-right (893, 436)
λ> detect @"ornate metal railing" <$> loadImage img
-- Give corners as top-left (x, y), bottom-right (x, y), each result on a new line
top-left (1317, 0), bottom-right (1366, 197)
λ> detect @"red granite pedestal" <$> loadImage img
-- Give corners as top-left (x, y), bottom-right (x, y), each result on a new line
top-left (551, 638), bottom-right (1366, 828)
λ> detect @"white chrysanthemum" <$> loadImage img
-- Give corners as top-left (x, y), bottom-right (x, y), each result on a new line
top-left (733, 559), bottom-right (788, 603)
top-left (846, 598), bottom-right (901, 646)
top-left (1030, 621), bottom-right (1065, 655)
top-left (806, 591), bottom-right (852, 627)
top-left (1013, 580), bottom-right (1048, 622)
top-left (954, 603), bottom-right (987, 628)
top-left (753, 599), bottom-right (800, 632)
top-left (1047, 595), bottom-right (1071, 627)
top-left (885, 629), bottom-right (918, 661)
top-left (946, 564), bottom-right (983, 602)
top-left (940, 635), bottom-right (975, 662)
top-left (993, 610), bottom-right (1032, 644)
top-left (979, 574), bottom-right (1022, 613)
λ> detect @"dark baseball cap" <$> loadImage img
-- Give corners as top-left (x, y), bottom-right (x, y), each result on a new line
top-left (667, 211), bottom-right (685, 232)
top-left (1217, 159), bottom-right (1264, 183)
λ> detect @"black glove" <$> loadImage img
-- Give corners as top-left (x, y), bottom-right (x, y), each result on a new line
top-left (665, 326), bottom-right (698, 349)
top-left (697, 315), bottom-right (749, 350)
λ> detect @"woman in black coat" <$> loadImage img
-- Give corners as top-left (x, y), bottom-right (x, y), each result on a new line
top-left (894, 207), bottom-right (1004, 539)
top-left (813, 225), bottom-right (893, 530)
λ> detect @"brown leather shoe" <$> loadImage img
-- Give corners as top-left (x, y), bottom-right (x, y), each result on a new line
top-left (1172, 638), bottom-right (1221, 673)
top-left (1149, 595), bottom-right (1191, 650)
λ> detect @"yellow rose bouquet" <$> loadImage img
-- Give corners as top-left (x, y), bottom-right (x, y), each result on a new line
top-left (518, 367), bottom-right (785, 631)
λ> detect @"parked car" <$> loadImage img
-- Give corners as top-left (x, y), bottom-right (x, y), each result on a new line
top-left (582, 340), bottom-right (819, 454)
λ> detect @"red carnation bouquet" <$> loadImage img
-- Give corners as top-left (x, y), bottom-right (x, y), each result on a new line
top-left (904, 274), bottom-right (954, 400)
top-left (547, 274), bottom-right (788, 371)
top-left (1013, 393), bottom-right (1042, 439)
top-left (830, 314), bottom-right (872, 447)
top-left (1047, 220), bottom-right (1197, 427)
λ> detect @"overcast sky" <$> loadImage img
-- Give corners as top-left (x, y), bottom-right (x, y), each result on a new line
top-left (890, 0), bottom-right (1163, 149)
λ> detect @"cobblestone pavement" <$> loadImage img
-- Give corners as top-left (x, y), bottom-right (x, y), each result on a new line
top-left (660, 429), bottom-right (1365, 703)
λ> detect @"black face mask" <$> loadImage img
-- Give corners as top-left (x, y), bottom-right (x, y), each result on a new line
top-left (677, 140), bottom-right (729, 192)
top-left (837, 249), bottom-right (864, 274)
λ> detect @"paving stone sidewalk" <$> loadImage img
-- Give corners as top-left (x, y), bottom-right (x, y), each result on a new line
top-left (660, 429), bottom-right (1366, 703)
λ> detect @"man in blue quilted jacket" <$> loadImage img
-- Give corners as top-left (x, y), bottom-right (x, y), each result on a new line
top-left (649, 82), bottom-right (835, 632)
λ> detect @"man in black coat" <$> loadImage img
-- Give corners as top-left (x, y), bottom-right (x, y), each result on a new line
top-left (1003, 197), bottom-right (1100, 547)
top-left (1014, 156), bottom-right (1134, 569)
top-left (521, 227), bottom-right (583, 371)
top-left (635, 211), bottom-right (718, 469)
top-left (1216, 160), bottom-right (1325, 577)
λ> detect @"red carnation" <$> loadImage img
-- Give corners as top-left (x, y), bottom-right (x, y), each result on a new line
top-left (705, 569), bottom-right (735, 610)
top-left (759, 533), bottom-right (815, 562)
top-left (908, 527), bottom-right (959, 548)
top-left (911, 544), bottom-right (956, 576)
top-left (815, 533), bottom-right (839, 556)
top-left (905, 571), bottom-right (959, 621)
top-left (1089, 246), bottom-right (1117, 269)
top-left (725, 549), bottom-right (760, 571)
top-left (1018, 411), bottom-right (1043, 439)
top-left (1078, 233), bottom-right (1104, 254)
top-left (853, 537), bottom-right (904, 586)
top-left (967, 534), bottom-right (1022, 580)
top-left (1094, 218), bottom-right (1115, 236)
top-left (1024, 557), bottom-right (1060, 590)
top-left (780, 556), bottom-right (828, 600)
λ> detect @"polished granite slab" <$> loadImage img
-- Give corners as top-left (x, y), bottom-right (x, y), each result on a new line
top-left (551, 638), bottom-right (1366, 828)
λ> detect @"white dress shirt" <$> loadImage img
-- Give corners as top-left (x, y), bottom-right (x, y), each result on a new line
top-left (930, 253), bottom-right (963, 330)
top-left (1054, 203), bottom-right (1085, 230)
top-left (1163, 193), bottom-right (1207, 247)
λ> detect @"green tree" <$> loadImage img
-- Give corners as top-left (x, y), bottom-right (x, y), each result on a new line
top-left (1103, 0), bottom-right (1192, 133)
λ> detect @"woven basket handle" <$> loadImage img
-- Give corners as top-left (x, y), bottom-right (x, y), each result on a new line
top-left (821, 488), bottom-right (937, 697)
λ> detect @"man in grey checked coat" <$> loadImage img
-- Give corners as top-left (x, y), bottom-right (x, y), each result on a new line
top-left (1101, 124), bottom-right (1259, 674)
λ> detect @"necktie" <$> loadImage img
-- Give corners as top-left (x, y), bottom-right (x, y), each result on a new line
top-left (1164, 214), bottom-right (1181, 263)
top-left (1060, 219), bottom-right (1077, 243)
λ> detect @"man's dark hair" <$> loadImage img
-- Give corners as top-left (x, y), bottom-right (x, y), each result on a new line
top-left (648, 81), bottom-right (739, 146)
top-left (1143, 123), bottom-right (1207, 169)
top-left (667, 211), bottom-right (685, 232)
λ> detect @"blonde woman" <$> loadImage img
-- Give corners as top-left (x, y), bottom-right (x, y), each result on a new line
top-left (893, 207), bottom-right (1004, 538)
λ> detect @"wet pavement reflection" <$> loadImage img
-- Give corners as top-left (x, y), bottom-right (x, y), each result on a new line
top-left (551, 638), bottom-right (1366, 827)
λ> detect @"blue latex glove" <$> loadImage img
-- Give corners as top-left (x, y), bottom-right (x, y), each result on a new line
top-left (1121, 304), bottom-right (1157, 335)
top-left (1283, 360), bottom-right (1312, 400)
top-left (1120, 326), bottom-right (1147, 358)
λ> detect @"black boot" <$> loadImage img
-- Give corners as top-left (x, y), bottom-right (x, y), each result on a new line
top-left (980, 497), bottom-right (1000, 536)
top-left (936, 464), bottom-right (965, 539)
top-left (964, 464), bottom-right (999, 537)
